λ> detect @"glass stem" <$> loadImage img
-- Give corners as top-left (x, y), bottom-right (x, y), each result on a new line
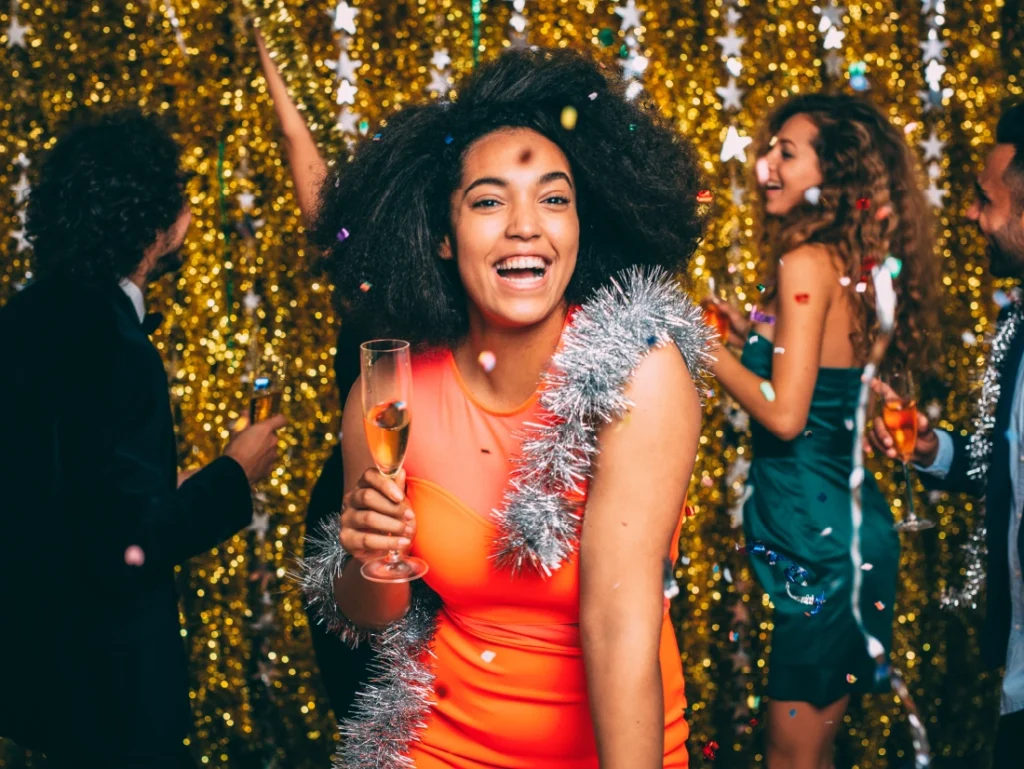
top-left (903, 461), bottom-right (916, 519)
top-left (386, 549), bottom-right (400, 564)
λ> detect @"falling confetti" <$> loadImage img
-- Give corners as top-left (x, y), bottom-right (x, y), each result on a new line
top-left (962, 331), bottom-right (978, 346)
top-left (856, 197), bottom-right (871, 210)
top-left (372, 132), bottom-right (382, 142)
top-left (804, 186), bottom-right (822, 205)
top-left (861, 563), bottom-right (873, 571)
top-left (759, 382), bottom-right (776, 402)
top-left (701, 475), bottom-right (714, 488)
top-left (756, 283), bottom-right (766, 292)
top-left (739, 541), bottom-right (825, 614)
top-left (845, 418), bottom-right (855, 430)
top-left (875, 601), bottom-right (885, 610)
top-left (478, 350), bottom-right (497, 372)
top-left (849, 467), bottom-right (864, 488)
top-left (855, 281), bottom-right (868, 293)
top-left (481, 650), bottom-right (496, 663)
top-left (701, 740), bottom-right (720, 761)
top-left (696, 189), bottom-right (714, 204)
top-left (124, 545), bottom-right (146, 566)
top-left (598, 27), bottom-right (615, 46)
top-left (884, 255), bottom-right (903, 278)
top-left (750, 309), bottom-right (776, 324)
top-left (821, 527), bottom-right (833, 536)
top-left (588, 91), bottom-right (598, 101)
top-left (729, 630), bottom-right (738, 642)
top-left (875, 204), bottom-right (893, 220)
top-left (560, 105), bottom-right (578, 130)
top-left (846, 673), bottom-right (858, 684)
top-left (444, 134), bottom-right (454, 144)
top-left (359, 281), bottom-right (372, 292)
top-left (336, 227), bottom-right (351, 242)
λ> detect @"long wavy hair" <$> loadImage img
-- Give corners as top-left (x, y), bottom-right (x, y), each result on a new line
top-left (754, 94), bottom-right (938, 369)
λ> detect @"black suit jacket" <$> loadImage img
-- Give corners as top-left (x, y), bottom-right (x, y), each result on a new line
top-left (0, 279), bottom-right (253, 755)
top-left (922, 306), bottom-right (1024, 669)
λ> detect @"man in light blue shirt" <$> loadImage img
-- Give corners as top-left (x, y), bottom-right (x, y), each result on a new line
top-left (871, 102), bottom-right (1024, 767)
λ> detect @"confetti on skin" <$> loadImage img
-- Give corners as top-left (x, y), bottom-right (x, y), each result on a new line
top-left (759, 382), bottom-right (776, 402)
top-left (773, 347), bottom-right (785, 355)
top-left (124, 545), bottom-right (146, 566)
top-left (560, 105), bottom-right (578, 130)
top-left (481, 650), bottom-right (496, 663)
top-left (789, 709), bottom-right (797, 718)
top-left (478, 350), bottom-right (497, 372)
top-left (821, 527), bottom-right (833, 536)
top-left (794, 293), bottom-right (810, 303)
top-left (875, 601), bottom-right (885, 610)
top-left (804, 186), bottom-right (822, 205)
top-left (846, 674), bottom-right (858, 684)
top-left (839, 276), bottom-right (852, 287)
top-left (856, 197), bottom-right (871, 210)
top-left (359, 281), bottom-right (372, 292)
top-left (336, 227), bottom-right (351, 242)
top-left (750, 309), bottom-right (776, 324)
top-left (755, 157), bottom-right (770, 185)
top-left (861, 563), bottom-right (873, 571)
top-left (696, 189), bottom-right (714, 204)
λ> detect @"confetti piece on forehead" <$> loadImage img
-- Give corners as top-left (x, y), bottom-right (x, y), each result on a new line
top-left (755, 157), bottom-right (770, 185)
top-left (794, 293), bottom-right (810, 303)
top-left (839, 276), bottom-right (852, 287)
top-left (759, 382), bottom-right (776, 402)
top-left (336, 227), bottom-right (351, 242)
top-left (769, 135), bottom-right (778, 148)
top-left (804, 186), bottom-right (822, 206)
top-left (477, 350), bottom-right (497, 372)
top-left (856, 197), bottom-right (871, 210)
top-left (560, 105), bottom-right (579, 130)
top-left (124, 545), bottom-right (146, 566)
top-left (821, 527), bottom-right (833, 536)
top-left (359, 281), bottom-right (372, 292)
top-left (480, 650), bottom-right (496, 663)
top-left (696, 189), bottom-right (714, 204)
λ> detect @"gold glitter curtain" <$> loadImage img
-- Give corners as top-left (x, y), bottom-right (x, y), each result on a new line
top-left (0, 0), bottom-right (1020, 767)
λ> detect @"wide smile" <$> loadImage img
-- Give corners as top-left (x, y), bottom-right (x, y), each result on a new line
top-left (764, 181), bottom-right (783, 197)
top-left (493, 254), bottom-right (552, 290)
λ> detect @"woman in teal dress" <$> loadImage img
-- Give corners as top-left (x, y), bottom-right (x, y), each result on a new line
top-left (706, 94), bottom-right (939, 768)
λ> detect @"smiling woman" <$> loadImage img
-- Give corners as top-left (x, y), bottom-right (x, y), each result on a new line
top-left (301, 47), bottom-right (711, 769)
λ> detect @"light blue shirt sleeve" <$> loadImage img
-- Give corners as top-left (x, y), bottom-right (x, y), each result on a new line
top-left (913, 429), bottom-right (954, 479)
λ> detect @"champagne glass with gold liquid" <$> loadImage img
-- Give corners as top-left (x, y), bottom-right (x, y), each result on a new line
top-left (249, 364), bottom-right (284, 425)
top-left (881, 369), bottom-right (935, 532)
top-left (359, 339), bottom-right (428, 583)
top-left (703, 277), bottom-right (732, 341)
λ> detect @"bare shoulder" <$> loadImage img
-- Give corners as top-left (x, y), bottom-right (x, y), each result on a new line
top-left (779, 243), bottom-right (838, 281)
top-left (626, 341), bottom-right (698, 408)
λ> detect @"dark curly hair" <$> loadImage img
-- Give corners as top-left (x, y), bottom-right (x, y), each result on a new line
top-left (26, 108), bottom-right (189, 285)
top-left (753, 93), bottom-right (939, 370)
top-left (313, 47), bottom-right (706, 348)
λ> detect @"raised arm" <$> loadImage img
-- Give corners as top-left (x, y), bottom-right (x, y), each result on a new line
top-left (255, 27), bottom-right (328, 224)
top-left (579, 343), bottom-right (701, 769)
top-left (710, 245), bottom-right (832, 441)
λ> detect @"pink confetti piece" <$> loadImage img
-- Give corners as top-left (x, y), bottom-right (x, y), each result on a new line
top-left (861, 563), bottom-right (873, 571)
top-left (478, 350), bottom-right (497, 372)
top-left (701, 475), bottom-right (714, 488)
top-left (359, 281), bottom-right (372, 292)
top-left (820, 527), bottom-right (833, 536)
top-left (875, 601), bottom-right (885, 610)
top-left (124, 545), bottom-right (146, 566)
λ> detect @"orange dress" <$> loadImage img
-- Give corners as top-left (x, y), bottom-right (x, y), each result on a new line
top-left (401, 349), bottom-right (690, 769)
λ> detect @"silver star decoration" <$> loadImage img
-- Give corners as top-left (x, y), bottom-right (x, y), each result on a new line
top-left (6, 15), bottom-right (29, 48)
top-left (720, 126), bottom-right (753, 163)
top-left (921, 129), bottom-right (945, 161)
top-left (15, 207), bottom-right (27, 227)
top-left (924, 59), bottom-right (946, 89)
top-left (510, 12), bottom-right (527, 33)
top-left (332, 1), bottom-right (358, 35)
top-left (237, 191), bottom-right (255, 212)
top-left (335, 109), bottom-right (360, 134)
top-left (731, 179), bottom-right (746, 207)
top-left (510, 0), bottom-right (526, 10)
top-left (925, 181), bottom-right (948, 207)
top-left (15, 152), bottom-right (30, 168)
top-left (715, 29), bottom-right (746, 58)
top-left (928, 161), bottom-right (942, 179)
top-left (819, 4), bottom-right (846, 29)
top-left (716, 77), bottom-right (745, 111)
top-left (9, 229), bottom-right (30, 252)
top-left (725, 56), bottom-right (743, 77)
top-left (614, 0), bottom-right (642, 32)
top-left (725, 7), bottom-right (742, 26)
top-left (12, 174), bottom-right (30, 204)
top-left (243, 290), bottom-right (262, 312)
top-left (428, 68), bottom-right (451, 94)
top-left (620, 53), bottom-right (649, 77)
top-left (431, 48), bottom-right (451, 70)
top-left (728, 600), bottom-right (751, 625)
top-left (335, 79), bottom-right (358, 105)
top-left (248, 510), bottom-right (270, 538)
top-left (729, 648), bottom-right (752, 670)
top-left (823, 25), bottom-right (846, 50)
top-left (918, 88), bottom-right (942, 113)
top-left (919, 35), bottom-right (948, 62)
top-left (326, 50), bottom-right (361, 82)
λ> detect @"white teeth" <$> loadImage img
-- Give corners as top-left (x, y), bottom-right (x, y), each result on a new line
top-left (495, 255), bottom-right (547, 271)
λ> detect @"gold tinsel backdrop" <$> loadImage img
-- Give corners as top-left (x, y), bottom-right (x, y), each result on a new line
top-left (1, 0), bottom-right (1022, 767)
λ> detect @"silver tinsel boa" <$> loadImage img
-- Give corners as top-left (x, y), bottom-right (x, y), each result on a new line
top-left (941, 299), bottom-right (1024, 611)
top-left (299, 266), bottom-right (712, 767)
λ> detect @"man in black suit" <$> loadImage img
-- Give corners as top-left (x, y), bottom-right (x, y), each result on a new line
top-left (872, 102), bottom-right (1024, 767)
top-left (0, 110), bottom-right (286, 768)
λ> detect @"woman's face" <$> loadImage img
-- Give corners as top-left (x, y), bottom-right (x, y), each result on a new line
top-left (447, 127), bottom-right (579, 331)
top-left (759, 113), bottom-right (823, 217)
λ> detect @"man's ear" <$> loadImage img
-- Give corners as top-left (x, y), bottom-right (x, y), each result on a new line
top-left (439, 236), bottom-right (453, 260)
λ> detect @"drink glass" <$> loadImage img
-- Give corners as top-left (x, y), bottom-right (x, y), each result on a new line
top-left (881, 369), bottom-right (934, 532)
top-left (359, 340), bottom-right (428, 583)
top-left (249, 364), bottom-right (284, 425)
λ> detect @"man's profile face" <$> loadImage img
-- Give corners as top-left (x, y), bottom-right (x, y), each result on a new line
top-left (968, 145), bottom-right (1024, 279)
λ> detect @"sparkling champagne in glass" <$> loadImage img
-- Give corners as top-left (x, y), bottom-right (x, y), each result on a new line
top-left (881, 369), bottom-right (935, 532)
top-left (359, 340), bottom-right (428, 583)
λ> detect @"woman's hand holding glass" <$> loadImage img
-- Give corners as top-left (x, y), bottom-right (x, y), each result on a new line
top-left (701, 297), bottom-right (752, 349)
top-left (339, 467), bottom-right (416, 568)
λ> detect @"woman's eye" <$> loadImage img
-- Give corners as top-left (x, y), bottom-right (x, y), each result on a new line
top-left (471, 198), bottom-right (500, 209)
top-left (781, 151), bottom-right (794, 160)
top-left (544, 195), bottom-right (570, 205)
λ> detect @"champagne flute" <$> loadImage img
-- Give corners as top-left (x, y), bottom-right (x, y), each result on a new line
top-left (881, 369), bottom-right (935, 532)
top-left (249, 362), bottom-right (285, 425)
top-left (359, 339), bottom-right (428, 583)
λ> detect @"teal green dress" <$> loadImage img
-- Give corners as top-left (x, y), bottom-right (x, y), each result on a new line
top-left (740, 333), bottom-right (899, 708)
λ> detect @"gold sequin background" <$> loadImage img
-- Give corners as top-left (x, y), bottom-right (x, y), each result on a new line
top-left (0, 0), bottom-right (1020, 766)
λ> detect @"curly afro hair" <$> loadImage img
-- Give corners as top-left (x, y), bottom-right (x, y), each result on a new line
top-left (26, 108), bottom-right (188, 286)
top-left (313, 47), bottom-right (706, 349)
